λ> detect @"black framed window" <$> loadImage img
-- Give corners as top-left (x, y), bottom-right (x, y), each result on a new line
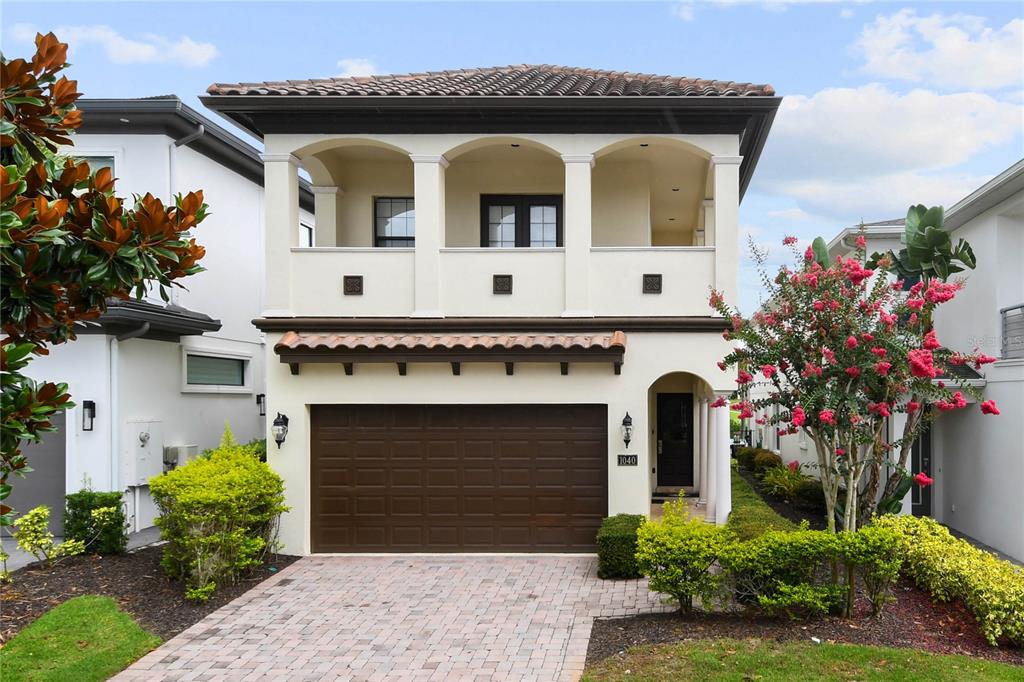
top-left (374, 197), bottom-right (415, 247)
top-left (480, 195), bottom-right (562, 248)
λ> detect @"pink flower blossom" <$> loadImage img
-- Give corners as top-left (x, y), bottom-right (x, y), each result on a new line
top-left (787, 460), bottom-right (800, 472)
top-left (981, 400), bottom-right (1000, 415)
top-left (861, 333), bottom-right (874, 342)
top-left (909, 313), bottom-right (919, 326)
top-left (756, 416), bottom-right (767, 425)
top-left (974, 354), bottom-right (997, 368)
top-left (717, 360), bottom-right (727, 371)
top-left (736, 370), bottom-right (754, 385)
top-left (874, 361), bottom-right (892, 376)
top-left (906, 298), bottom-right (925, 310)
top-left (710, 396), bottom-right (727, 408)
top-left (709, 290), bottom-right (724, 307)
top-left (924, 281), bottom-right (959, 304)
top-left (870, 347), bottom-right (887, 358)
top-left (813, 300), bottom-right (825, 311)
top-left (845, 367), bottom-right (861, 378)
top-left (914, 472), bottom-right (934, 487)
top-left (791, 406), bottom-right (806, 427)
top-left (801, 363), bottom-right (823, 378)
top-left (822, 348), bottom-right (836, 363)
top-left (908, 348), bottom-right (938, 379)
top-left (856, 235), bottom-right (866, 249)
top-left (783, 235), bottom-right (798, 245)
top-left (835, 448), bottom-right (845, 456)
top-left (923, 330), bottom-right (940, 350)
top-left (818, 409), bottom-right (836, 425)
top-left (761, 364), bottom-right (777, 378)
top-left (804, 273), bottom-right (819, 288)
top-left (906, 401), bottom-right (920, 412)
top-left (804, 246), bottom-right (814, 260)
top-left (846, 335), bottom-right (858, 349)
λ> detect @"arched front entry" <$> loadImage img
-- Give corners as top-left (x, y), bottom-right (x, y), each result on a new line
top-left (646, 371), bottom-right (731, 524)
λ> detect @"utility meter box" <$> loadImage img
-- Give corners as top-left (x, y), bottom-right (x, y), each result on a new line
top-left (122, 419), bottom-right (164, 487)
top-left (163, 444), bottom-right (199, 470)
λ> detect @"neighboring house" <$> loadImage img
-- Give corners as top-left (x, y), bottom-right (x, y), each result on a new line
top-left (201, 65), bottom-right (781, 554)
top-left (823, 160), bottom-right (1023, 562)
top-left (9, 97), bottom-right (314, 535)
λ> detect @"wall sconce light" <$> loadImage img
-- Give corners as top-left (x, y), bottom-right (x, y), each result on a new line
top-left (256, 393), bottom-right (266, 417)
top-left (82, 400), bottom-right (96, 432)
top-left (621, 412), bottom-right (633, 449)
top-left (271, 412), bottom-right (289, 448)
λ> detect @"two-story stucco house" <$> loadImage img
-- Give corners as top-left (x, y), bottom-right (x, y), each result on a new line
top-left (8, 97), bottom-right (314, 538)
top-left (202, 66), bottom-right (780, 554)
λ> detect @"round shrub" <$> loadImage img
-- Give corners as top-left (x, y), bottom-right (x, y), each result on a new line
top-left (64, 490), bottom-right (127, 555)
top-left (736, 447), bottom-right (760, 471)
top-left (636, 518), bottom-right (732, 613)
top-left (753, 450), bottom-right (783, 475)
top-left (794, 479), bottom-right (826, 511)
top-left (596, 514), bottom-right (645, 579)
top-left (149, 443), bottom-right (288, 601)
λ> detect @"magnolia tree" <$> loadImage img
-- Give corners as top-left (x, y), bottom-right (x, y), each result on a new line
top-left (710, 227), bottom-right (998, 532)
top-left (1, 34), bottom-right (208, 526)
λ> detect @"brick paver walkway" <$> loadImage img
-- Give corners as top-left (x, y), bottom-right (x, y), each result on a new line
top-left (117, 555), bottom-right (671, 682)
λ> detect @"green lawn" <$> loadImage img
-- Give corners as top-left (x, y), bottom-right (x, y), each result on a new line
top-left (726, 468), bottom-right (796, 540)
top-left (0, 595), bottom-right (160, 682)
top-left (583, 638), bottom-right (1022, 681)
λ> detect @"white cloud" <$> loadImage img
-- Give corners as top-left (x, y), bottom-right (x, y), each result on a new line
top-left (336, 58), bottom-right (378, 78)
top-left (671, 1), bottom-right (695, 22)
top-left (840, 8), bottom-right (854, 20)
top-left (767, 207), bottom-right (813, 222)
top-left (854, 10), bottom-right (1023, 91)
top-left (10, 23), bottom-right (217, 67)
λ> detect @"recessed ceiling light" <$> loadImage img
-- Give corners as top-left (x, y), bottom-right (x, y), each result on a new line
top-left (671, 187), bottom-right (680, 192)
top-left (639, 143), bottom-right (649, 147)
top-left (669, 217), bottom-right (676, 221)
top-left (119, 117), bottom-right (130, 123)
top-left (510, 143), bottom-right (520, 148)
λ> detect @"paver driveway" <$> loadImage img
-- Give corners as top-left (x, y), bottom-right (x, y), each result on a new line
top-left (118, 555), bottom-right (671, 681)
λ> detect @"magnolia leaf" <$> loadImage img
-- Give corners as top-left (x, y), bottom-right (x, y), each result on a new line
top-left (812, 237), bottom-right (829, 268)
top-left (921, 205), bottom-right (944, 229)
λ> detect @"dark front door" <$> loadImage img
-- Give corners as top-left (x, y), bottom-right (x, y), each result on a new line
top-left (657, 393), bottom-right (694, 487)
top-left (310, 404), bottom-right (608, 553)
top-left (911, 421), bottom-right (932, 517)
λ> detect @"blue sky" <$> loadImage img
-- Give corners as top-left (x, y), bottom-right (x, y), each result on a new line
top-left (6, 1), bottom-right (1022, 311)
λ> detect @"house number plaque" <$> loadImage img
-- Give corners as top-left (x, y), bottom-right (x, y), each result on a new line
top-left (617, 454), bottom-right (638, 466)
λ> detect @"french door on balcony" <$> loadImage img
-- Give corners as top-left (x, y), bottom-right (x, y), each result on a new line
top-left (480, 195), bottom-right (563, 248)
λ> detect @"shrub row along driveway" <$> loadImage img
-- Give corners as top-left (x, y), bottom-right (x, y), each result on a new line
top-left (116, 555), bottom-right (671, 681)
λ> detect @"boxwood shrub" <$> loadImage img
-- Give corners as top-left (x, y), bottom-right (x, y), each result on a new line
top-left (64, 490), bottom-right (127, 555)
top-left (752, 450), bottom-right (783, 475)
top-left (874, 515), bottom-right (1024, 647)
top-left (149, 441), bottom-right (288, 601)
top-left (596, 514), bottom-right (645, 579)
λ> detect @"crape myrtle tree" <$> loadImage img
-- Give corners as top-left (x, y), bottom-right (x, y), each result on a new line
top-left (0, 33), bottom-right (208, 526)
top-left (709, 223), bottom-right (998, 532)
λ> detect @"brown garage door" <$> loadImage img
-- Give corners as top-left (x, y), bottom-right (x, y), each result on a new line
top-left (310, 404), bottom-right (607, 552)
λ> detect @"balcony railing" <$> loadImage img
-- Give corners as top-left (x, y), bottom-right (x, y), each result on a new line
top-left (1002, 304), bottom-right (1024, 359)
top-left (288, 245), bottom-right (717, 318)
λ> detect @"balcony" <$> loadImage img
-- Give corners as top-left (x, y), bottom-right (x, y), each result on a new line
top-left (264, 134), bottom-right (741, 319)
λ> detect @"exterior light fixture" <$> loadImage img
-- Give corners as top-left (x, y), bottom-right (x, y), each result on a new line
top-left (256, 393), bottom-right (266, 417)
top-left (82, 400), bottom-right (96, 432)
top-left (271, 413), bottom-right (289, 448)
top-left (621, 412), bottom-right (633, 449)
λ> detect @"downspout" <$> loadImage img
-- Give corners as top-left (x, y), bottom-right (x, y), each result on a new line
top-left (112, 323), bottom-right (150, 533)
top-left (167, 123), bottom-right (205, 306)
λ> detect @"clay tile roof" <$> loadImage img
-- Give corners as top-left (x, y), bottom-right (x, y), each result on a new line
top-left (208, 65), bottom-right (774, 98)
top-left (275, 331), bottom-right (627, 353)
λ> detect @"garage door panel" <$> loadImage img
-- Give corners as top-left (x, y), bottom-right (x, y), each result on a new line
top-left (310, 404), bottom-right (607, 552)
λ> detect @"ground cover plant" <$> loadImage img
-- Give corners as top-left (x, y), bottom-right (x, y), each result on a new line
top-left (0, 595), bottom-right (160, 681)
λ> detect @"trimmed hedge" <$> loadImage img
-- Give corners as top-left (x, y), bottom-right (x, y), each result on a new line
top-left (596, 514), bottom-right (645, 579)
top-left (874, 515), bottom-right (1024, 647)
top-left (150, 439), bottom-right (288, 601)
top-left (736, 447), bottom-right (760, 471)
top-left (64, 490), bottom-right (127, 555)
top-left (753, 451), bottom-right (783, 475)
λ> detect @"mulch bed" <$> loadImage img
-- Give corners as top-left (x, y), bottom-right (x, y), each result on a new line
top-left (0, 544), bottom-right (298, 644)
top-left (739, 468), bottom-right (828, 530)
top-left (587, 578), bottom-right (1024, 667)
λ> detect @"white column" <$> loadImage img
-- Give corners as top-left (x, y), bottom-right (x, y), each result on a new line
top-left (260, 153), bottom-right (300, 316)
top-left (311, 185), bottom-right (341, 247)
top-left (410, 155), bottom-right (448, 317)
top-left (715, 398), bottom-right (733, 526)
top-left (704, 402), bottom-right (718, 523)
top-left (711, 156), bottom-right (742, 305)
top-left (699, 198), bottom-right (713, 247)
top-left (698, 398), bottom-right (709, 505)
top-left (561, 154), bottom-right (594, 317)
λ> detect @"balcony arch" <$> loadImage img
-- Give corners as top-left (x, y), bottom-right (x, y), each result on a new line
top-left (592, 137), bottom-right (712, 247)
top-left (442, 138), bottom-right (565, 248)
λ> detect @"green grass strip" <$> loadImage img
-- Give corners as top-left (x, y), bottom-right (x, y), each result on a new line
top-left (0, 595), bottom-right (161, 682)
top-left (727, 468), bottom-right (797, 540)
